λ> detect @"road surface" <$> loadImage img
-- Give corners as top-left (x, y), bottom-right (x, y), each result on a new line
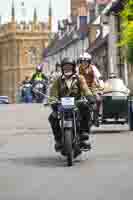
top-left (0, 104), bottom-right (132, 200)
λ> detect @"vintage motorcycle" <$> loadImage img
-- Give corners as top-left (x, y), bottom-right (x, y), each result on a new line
top-left (32, 80), bottom-right (47, 103)
top-left (49, 96), bottom-right (95, 167)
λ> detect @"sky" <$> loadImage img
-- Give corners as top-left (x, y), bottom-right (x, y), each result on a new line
top-left (0, 0), bottom-right (71, 31)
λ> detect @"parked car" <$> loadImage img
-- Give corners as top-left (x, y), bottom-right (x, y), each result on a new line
top-left (0, 96), bottom-right (9, 104)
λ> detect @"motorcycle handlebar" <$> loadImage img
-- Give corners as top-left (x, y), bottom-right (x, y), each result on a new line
top-left (46, 97), bottom-right (91, 106)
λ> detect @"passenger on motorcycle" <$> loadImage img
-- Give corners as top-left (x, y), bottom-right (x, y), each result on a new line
top-left (78, 52), bottom-right (104, 126)
top-left (48, 57), bottom-right (96, 151)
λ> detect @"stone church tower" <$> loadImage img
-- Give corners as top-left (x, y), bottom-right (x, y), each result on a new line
top-left (0, 0), bottom-right (52, 102)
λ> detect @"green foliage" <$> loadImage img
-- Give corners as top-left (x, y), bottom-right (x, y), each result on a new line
top-left (127, 45), bottom-right (133, 63)
top-left (120, 0), bottom-right (133, 63)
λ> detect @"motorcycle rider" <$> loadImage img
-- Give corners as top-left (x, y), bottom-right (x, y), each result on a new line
top-left (49, 62), bottom-right (61, 85)
top-left (78, 52), bottom-right (104, 126)
top-left (30, 63), bottom-right (48, 84)
top-left (54, 62), bottom-right (61, 79)
top-left (48, 57), bottom-right (96, 152)
top-left (30, 63), bottom-right (48, 97)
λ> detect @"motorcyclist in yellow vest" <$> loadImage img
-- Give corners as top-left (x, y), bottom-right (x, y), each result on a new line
top-left (30, 64), bottom-right (48, 84)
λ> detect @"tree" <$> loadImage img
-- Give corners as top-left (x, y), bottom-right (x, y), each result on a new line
top-left (120, 0), bottom-right (133, 63)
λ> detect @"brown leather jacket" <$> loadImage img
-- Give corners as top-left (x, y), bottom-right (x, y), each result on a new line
top-left (79, 64), bottom-right (96, 87)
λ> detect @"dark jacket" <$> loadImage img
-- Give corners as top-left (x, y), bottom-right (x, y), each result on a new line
top-left (50, 74), bottom-right (93, 99)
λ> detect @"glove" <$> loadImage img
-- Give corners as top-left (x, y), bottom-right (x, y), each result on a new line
top-left (48, 96), bottom-right (58, 103)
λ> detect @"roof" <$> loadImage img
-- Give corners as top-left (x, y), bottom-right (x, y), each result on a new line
top-left (43, 24), bottom-right (89, 57)
top-left (87, 35), bottom-right (108, 53)
top-left (43, 30), bottom-right (78, 57)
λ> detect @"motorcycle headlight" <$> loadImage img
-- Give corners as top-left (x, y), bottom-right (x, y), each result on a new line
top-left (35, 83), bottom-right (43, 89)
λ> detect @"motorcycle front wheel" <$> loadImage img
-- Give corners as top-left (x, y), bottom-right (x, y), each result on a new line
top-left (64, 129), bottom-right (73, 167)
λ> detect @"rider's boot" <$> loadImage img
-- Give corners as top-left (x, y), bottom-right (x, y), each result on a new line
top-left (79, 131), bottom-right (91, 151)
top-left (48, 113), bottom-right (62, 151)
top-left (94, 112), bottom-right (100, 127)
top-left (74, 146), bottom-right (82, 158)
top-left (80, 141), bottom-right (91, 151)
top-left (53, 130), bottom-right (62, 152)
top-left (55, 140), bottom-right (62, 152)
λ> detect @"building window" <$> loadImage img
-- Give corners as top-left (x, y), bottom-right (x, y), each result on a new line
top-left (28, 47), bottom-right (37, 65)
top-left (16, 44), bottom-right (20, 66)
top-left (2, 47), bottom-right (8, 66)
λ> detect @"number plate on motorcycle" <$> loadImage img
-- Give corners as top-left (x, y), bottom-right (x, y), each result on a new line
top-left (35, 84), bottom-right (43, 89)
top-left (64, 121), bottom-right (73, 128)
top-left (61, 97), bottom-right (74, 106)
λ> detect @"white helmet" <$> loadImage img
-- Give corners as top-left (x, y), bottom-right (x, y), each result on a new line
top-left (79, 52), bottom-right (92, 62)
top-left (109, 73), bottom-right (117, 79)
top-left (79, 54), bottom-right (83, 59)
top-left (82, 52), bottom-right (92, 60)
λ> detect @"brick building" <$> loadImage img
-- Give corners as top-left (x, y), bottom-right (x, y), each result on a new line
top-left (0, 1), bottom-right (52, 102)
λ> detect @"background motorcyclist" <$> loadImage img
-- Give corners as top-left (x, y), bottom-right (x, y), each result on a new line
top-left (48, 57), bottom-right (96, 152)
top-left (49, 62), bottom-right (61, 86)
top-left (78, 52), bottom-right (104, 126)
top-left (30, 64), bottom-right (48, 98)
top-left (30, 63), bottom-right (48, 84)
top-left (54, 62), bottom-right (61, 79)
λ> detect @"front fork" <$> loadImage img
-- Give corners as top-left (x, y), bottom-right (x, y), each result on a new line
top-left (60, 111), bottom-right (78, 145)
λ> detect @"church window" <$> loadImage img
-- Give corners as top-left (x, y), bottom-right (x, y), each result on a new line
top-left (28, 47), bottom-right (37, 64)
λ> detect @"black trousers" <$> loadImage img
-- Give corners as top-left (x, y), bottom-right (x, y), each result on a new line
top-left (48, 102), bottom-right (95, 142)
top-left (48, 112), bottom-right (61, 141)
